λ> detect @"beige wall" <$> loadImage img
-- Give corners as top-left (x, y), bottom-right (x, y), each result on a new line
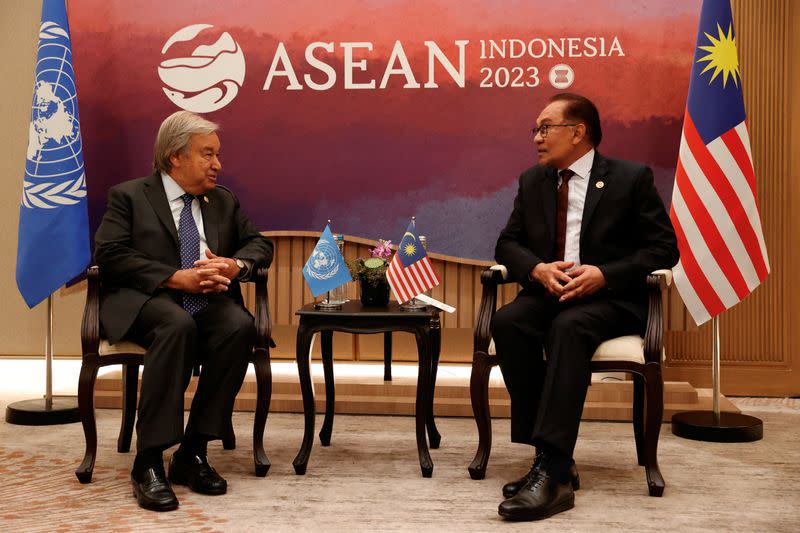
top-left (0, 1), bottom-right (89, 357)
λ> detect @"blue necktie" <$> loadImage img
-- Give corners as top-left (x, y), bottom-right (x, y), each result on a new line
top-left (179, 193), bottom-right (207, 315)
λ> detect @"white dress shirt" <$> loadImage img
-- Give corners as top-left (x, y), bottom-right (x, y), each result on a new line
top-left (558, 148), bottom-right (595, 268)
top-left (161, 171), bottom-right (209, 260)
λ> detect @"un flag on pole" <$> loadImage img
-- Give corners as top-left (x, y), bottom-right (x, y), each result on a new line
top-left (303, 225), bottom-right (351, 297)
top-left (16, 0), bottom-right (90, 308)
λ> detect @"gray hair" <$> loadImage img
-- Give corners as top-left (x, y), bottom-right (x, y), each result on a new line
top-left (152, 111), bottom-right (219, 172)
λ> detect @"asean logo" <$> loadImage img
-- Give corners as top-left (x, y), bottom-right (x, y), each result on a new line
top-left (158, 24), bottom-right (245, 113)
top-left (548, 64), bottom-right (574, 89)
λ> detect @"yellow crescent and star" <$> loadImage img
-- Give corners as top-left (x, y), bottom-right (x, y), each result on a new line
top-left (402, 231), bottom-right (417, 256)
top-left (696, 22), bottom-right (741, 88)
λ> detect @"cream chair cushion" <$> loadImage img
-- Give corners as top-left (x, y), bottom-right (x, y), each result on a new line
top-left (98, 339), bottom-right (146, 357)
top-left (487, 335), bottom-right (646, 365)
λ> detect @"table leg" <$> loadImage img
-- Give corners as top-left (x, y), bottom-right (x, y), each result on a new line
top-left (292, 323), bottom-right (315, 475)
top-left (319, 330), bottom-right (335, 446)
top-left (414, 328), bottom-right (434, 478)
top-left (426, 317), bottom-right (442, 449)
top-left (383, 331), bottom-right (392, 381)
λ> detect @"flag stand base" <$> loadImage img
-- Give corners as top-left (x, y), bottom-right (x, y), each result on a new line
top-left (314, 301), bottom-right (343, 311)
top-left (400, 298), bottom-right (426, 311)
top-left (5, 397), bottom-right (80, 426)
top-left (671, 410), bottom-right (763, 442)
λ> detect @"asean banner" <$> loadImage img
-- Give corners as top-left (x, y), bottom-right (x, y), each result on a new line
top-left (69, 0), bottom-right (699, 260)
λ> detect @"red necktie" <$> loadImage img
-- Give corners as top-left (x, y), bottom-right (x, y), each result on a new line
top-left (555, 169), bottom-right (574, 261)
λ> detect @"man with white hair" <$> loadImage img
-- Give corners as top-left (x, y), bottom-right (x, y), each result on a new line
top-left (95, 111), bottom-right (273, 512)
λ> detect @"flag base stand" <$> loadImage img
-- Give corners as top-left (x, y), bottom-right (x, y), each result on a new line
top-left (400, 297), bottom-right (427, 311)
top-left (671, 410), bottom-right (762, 442)
top-left (5, 397), bottom-right (80, 426)
top-left (314, 301), bottom-right (343, 311)
top-left (671, 317), bottom-right (763, 443)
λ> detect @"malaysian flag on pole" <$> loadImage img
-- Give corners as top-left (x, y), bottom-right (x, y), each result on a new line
top-left (669, 0), bottom-right (769, 326)
top-left (386, 219), bottom-right (440, 304)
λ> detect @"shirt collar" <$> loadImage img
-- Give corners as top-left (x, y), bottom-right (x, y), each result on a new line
top-left (563, 148), bottom-right (595, 180)
top-left (160, 171), bottom-right (190, 202)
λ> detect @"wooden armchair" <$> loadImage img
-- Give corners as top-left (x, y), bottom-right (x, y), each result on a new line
top-left (467, 265), bottom-right (671, 497)
top-left (75, 266), bottom-right (274, 483)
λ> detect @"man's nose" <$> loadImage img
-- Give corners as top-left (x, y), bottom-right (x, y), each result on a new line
top-left (212, 155), bottom-right (222, 170)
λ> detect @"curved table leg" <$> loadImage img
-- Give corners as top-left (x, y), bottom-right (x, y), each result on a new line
top-left (414, 328), bottom-right (434, 477)
top-left (292, 324), bottom-right (316, 475)
top-left (426, 315), bottom-right (442, 449)
top-left (319, 330), bottom-right (335, 446)
top-left (383, 331), bottom-right (392, 381)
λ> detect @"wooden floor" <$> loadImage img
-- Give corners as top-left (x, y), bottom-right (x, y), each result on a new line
top-left (94, 362), bottom-right (739, 421)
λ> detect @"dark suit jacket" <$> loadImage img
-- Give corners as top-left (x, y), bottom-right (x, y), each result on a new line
top-left (495, 152), bottom-right (679, 324)
top-left (95, 172), bottom-right (274, 343)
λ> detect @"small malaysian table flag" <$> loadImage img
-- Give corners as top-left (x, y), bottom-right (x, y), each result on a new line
top-left (386, 219), bottom-right (440, 304)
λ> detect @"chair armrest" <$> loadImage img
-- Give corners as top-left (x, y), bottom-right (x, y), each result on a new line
top-left (474, 264), bottom-right (515, 354)
top-left (81, 266), bottom-right (101, 356)
top-left (643, 270), bottom-right (670, 364)
top-left (251, 267), bottom-right (276, 350)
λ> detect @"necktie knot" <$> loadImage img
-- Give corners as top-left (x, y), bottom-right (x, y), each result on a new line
top-left (181, 193), bottom-right (195, 207)
top-left (559, 168), bottom-right (574, 186)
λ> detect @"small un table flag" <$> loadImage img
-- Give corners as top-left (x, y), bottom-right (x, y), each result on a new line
top-left (16, 0), bottom-right (90, 308)
top-left (303, 225), bottom-right (351, 297)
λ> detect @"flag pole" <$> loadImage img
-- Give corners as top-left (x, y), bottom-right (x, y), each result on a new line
top-left (5, 295), bottom-right (80, 425)
top-left (671, 314), bottom-right (762, 442)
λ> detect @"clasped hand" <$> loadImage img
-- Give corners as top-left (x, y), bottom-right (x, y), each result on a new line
top-left (166, 250), bottom-right (242, 294)
top-left (531, 261), bottom-right (606, 302)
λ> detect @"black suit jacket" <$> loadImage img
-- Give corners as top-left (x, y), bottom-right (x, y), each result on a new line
top-left (495, 152), bottom-right (679, 323)
top-left (95, 172), bottom-right (274, 343)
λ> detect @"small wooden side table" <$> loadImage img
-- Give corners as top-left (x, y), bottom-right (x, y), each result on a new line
top-left (292, 301), bottom-right (442, 477)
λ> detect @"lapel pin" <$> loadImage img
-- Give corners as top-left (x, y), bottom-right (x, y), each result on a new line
top-left (203, 195), bottom-right (209, 203)
top-left (596, 181), bottom-right (605, 189)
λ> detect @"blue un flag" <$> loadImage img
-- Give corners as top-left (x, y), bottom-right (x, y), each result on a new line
top-left (303, 225), bottom-right (351, 297)
top-left (16, 0), bottom-right (90, 308)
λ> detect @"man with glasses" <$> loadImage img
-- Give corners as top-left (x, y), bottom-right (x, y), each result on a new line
top-left (492, 93), bottom-right (678, 521)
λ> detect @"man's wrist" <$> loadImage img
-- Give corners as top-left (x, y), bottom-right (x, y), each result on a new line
top-left (234, 257), bottom-right (250, 280)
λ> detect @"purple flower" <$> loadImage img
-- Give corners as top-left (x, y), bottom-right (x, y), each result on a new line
top-left (370, 240), bottom-right (393, 259)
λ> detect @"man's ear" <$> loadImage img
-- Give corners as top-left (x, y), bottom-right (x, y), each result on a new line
top-left (169, 151), bottom-right (181, 169)
top-left (572, 123), bottom-right (587, 145)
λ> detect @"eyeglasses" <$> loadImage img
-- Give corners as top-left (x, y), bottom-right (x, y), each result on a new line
top-left (531, 123), bottom-right (579, 139)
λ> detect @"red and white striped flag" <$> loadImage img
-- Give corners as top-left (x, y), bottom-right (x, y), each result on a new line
top-left (670, 0), bottom-right (769, 325)
top-left (386, 220), bottom-right (440, 304)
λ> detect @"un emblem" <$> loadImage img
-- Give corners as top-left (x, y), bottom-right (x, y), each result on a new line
top-left (159, 24), bottom-right (246, 113)
top-left (305, 239), bottom-right (342, 281)
top-left (23, 21), bottom-right (87, 210)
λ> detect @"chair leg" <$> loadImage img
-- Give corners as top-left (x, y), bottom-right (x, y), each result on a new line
top-left (643, 363), bottom-right (665, 497)
top-left (75, 359), bottom-right (99, 484)
top-left (632, 373), bottom-right (645, 466)
top-left (252, 348), bottom-right (272, 477)
top-left (117, 363), bottom-right (139, 453)
top-left (467, 351), bottom-right (495, 480)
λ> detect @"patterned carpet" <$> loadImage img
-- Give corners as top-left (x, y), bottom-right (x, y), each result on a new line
top-left (0, 399), bottom-right (798, 532)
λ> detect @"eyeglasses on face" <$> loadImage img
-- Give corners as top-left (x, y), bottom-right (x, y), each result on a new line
top-left (531, 123), bottom-right (579, 139)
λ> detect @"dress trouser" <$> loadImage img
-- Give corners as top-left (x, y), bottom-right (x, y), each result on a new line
top-left (125, 291), bottom-right (255, 452)
top-left (490, 289), bottom-right (643, 458)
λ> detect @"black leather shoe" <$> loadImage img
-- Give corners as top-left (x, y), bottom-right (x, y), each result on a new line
top-left (498, 464), bottom-right (575, 521)
top-left (131, 467), bottom-right (178, 512)
top-left (168, 453), bottom-right (227, 495)
top-left (502, 459), bottom-right (580, 498)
